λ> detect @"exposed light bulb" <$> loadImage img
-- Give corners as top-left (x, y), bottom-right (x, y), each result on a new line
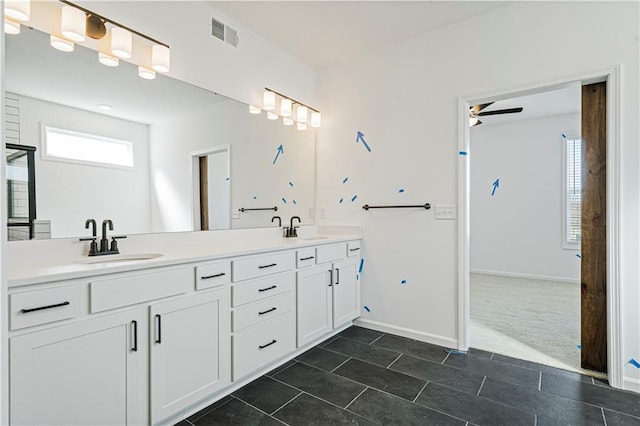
top-left (280, 98), bottom-right (292, 117)
top-left (249, 105), bottom-right (261, 114)
top-left (111, 27), bottom-right (132, 59)
top-left (138, 66), bottom-right (156, 80)
top-left (283, 117), bottom-right (294, 126)
top-left (50, 35), bottom-right (74, 52)
top-left (4, 0), bottom-right (30, 22)
top-left (98, 52), bottom-right (119, 67)
top-left (151, 44), bottom-right (170, 73)
top-left (297, 122), bottom-right (307, 131)
top-left (296, 105), bottom-right (308, 123)
top-left (263, 91), bottom-right (275, 111)
top-left (4, 18), bottom-right (20, 35)
top-left (61, 6), bottom-right (86, 42)
top-left (310, 111), bottom-right (322, 128)
top-left (267, 112), bottom-right (278, 120)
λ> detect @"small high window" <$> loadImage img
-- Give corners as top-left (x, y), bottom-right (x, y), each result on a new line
top-left (563, 138), bottom-right (582, 247)
top-left (43, 126), bottom-right (134, 168)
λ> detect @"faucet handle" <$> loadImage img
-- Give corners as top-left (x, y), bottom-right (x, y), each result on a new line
top-left (109, 235), bottom-right (127, 253)
top-left (79, 237), bottom-right (99, 256)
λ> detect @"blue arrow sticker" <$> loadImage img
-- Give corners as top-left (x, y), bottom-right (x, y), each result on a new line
top-left (281, 198), bottom-right (287, 204)
top-left (629, 358), bottom-right (640, 368)
top-left (459, 151), bottom-right (468, 156)
top-left (273, 144), bottom-right (284, 164)
top-left (445, 349), bottom-right (467, 355)
top-left (343, 177), bottom-right (349, 184)
top-left (401, 279), bottom-right (407, 285)
top-left (576, 254), bottom-right (581, 259)
top-left (356, 131), bottom-right (372, 152)
top-left (491, 178), bottom-right (500, 196)
top-left (289, 181), bottom-right (294, 187)
top-left (398, 189), bottom-right (405, 193)
top-left (364, 305), bottom-right (371, 312)
top-left (359, 258), bottom-right (364, 273)
top-left (339, 198), bottom-right (344, 204)
top-left (351, 195), bottom-right (358, 202)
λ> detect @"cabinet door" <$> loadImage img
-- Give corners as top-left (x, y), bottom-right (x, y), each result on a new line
top-left (332, 258), bottom-right (360, 328)
top-left (150, 288), bottom-right (230, 423)
top-left (10, 309), bottom-right (145, 425)
top-left (296, 265), bottom-right (332, 347)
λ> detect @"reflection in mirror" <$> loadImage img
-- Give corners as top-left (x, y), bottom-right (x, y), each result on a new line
top-left (4, 27), bottom-right (315, 240)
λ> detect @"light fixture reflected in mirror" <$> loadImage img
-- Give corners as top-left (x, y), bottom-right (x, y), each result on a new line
top-left (138, 66), bottom-right (156, 80)
top-left (256, 87), bottom-right (321, 129)
top-left (280, 98), bottom-right (292, 117)
top-left (50, 35), bottom-right (74, 52)
top-left (263, 90), bottom-right (276, 111)
top-left (5, 0), bottom-right (30, 22)
top-left (5, 18), bottom-right (21, 35)
top-left (296, 122), bottom-right (307, 131)
top-left (98, 52), bottom-right (119, 67)
top-left (249, 105), bottom-right (261, 114)
top-left (296, 105), bottom-right (308, 123)
top-left (310, 111), bottom-right (321, 128)
top-left (61, 5), bottom-right (86, 42)
top-left (267, 112), bottom-right (278, 120)
top-left (283, 117), bottom-right (294, 126)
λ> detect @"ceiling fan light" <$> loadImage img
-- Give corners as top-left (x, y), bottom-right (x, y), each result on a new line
top-left (249, 105), bottom-right (261, 114)
top-left (98, 52), bottom-right (119, 67)
top-left (280, 98), bottom-right (292, 117)
top-left (151, 44), bottom-right (170, 73)
top-left (4, 18), bottom-right (21, 35)
top-left (138, 66), bottom-right (156, 80)
top-left (296, 105), bottom-right (308, 123)
top-left (263, 91), bottom-right (276, 111)
top-left (61, 6), bottom-right (86, 42)
top-left (4, 0), bottom-right (30, 22)
top-left (111, 27), bottom-right (132, 59)
top-left (50, 35), bottom-right (74, 52)
top-left (310, 111), bottom-right (321, 128)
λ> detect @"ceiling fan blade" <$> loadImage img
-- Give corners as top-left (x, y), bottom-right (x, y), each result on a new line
top-left (477, 107), bottom-right (524, 116)
top-left (470, 102), bottom-right (494, 114)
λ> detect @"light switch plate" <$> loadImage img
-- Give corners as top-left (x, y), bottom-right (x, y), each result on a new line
top-left (231, 209), bottom-right (240, 219)
top-left (435, 204), bottom-right (456, 220)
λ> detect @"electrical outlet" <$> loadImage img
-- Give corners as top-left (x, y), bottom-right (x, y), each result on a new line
top-left (231, 209), bottom-right (240, 219)
top-left (435, 204), bottom-right (456, 220)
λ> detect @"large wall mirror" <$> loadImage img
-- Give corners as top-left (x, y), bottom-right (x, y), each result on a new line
top-left (4, 27), bottom-right (315, 240)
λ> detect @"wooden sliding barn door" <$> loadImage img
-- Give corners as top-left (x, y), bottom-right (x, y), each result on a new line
top-left (580, 82), bottom-right (607, 372)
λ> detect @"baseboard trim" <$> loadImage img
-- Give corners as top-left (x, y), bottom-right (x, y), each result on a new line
top-left (470, 269), bottom-right (580, 284)
top-left (623, 376), bottom-right (640, 393)
top-left (354, 319), bottom-right (458, 349)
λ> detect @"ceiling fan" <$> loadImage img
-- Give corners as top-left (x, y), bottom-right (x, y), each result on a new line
top-left (469, 102), bottom-right (524, 127)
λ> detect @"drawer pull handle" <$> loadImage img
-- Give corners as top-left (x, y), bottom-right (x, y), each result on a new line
top-left (300, 256), bottom-right (315, 261)
top-left (336, 268), bottom-right (340, 285)
top-left (328, 270), bottom-right (333, 287)
top-left (259, 307), bottom-right (277, 315)
top-left (131, 320), bottom-right (138, 352)
top-left (258, 263), bottom-right (277, 269)
top-left (259, 339), bottom-right (277, 349)
top-left (201, 272), bottom-right (226, 280)
top-left (155, 314), bottom-right (162, 344)
top-left (258, 285), bottom-right (277, 292)
top-left (20, 301), bottom-right (70, 314)
top-left (349, 248), bottom-right (360, 252)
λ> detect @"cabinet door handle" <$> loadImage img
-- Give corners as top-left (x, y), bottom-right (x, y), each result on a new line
top-left (131, 320), bottom-right (138, 352)
top-left (336, 268), bottom-right (340, 285)
top-left (155, 314), bottom-right (162, 344)
top-left (258, 263), bottom-right (277, 269)
top-left (328, 269), bottom-right (333, 287)
top-left (258, 285), bottom-right (277, 292)
top-left (201, 272), bottom-right (226, 279)
top-left (300, 256), bottom-right (315, 261)
top-left (258, 307), bottom-right (277, 315)
top-left (20, 301), bottom-right (70, 314)
top-left (349, 248), bottom-right (360, 252)
top-left (259, 339), bottom-right (277, 349)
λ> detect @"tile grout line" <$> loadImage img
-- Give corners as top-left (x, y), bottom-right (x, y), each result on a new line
top-left (369, 334), bottom-right (385, 346)
top-left (270, 390), bottom-right (304, 417)
top-left (412, 381), bottom-right (429, 403)
top-left (441, 352), bottom-right (451, 365)
top-left (386, 353), bottom-right (403, 369)
top-left (330, 356), bottom-right (353, 373)
top-left (538, 371), bottom-right (542, 391)
top-left (228, 395), bottom-right (288, 424)
top-left (268, 360), bottom-right (298, 378)
top-left (476, 376), bottom-right (487, 397)
top-left (534, 414), bottom-right (537, 426)
top-left (344, 386), bottom-right (369, 410)
top-left (601, 407), bottom-right (608, 426)
top-left (187, 396), bottom-right (234, 423)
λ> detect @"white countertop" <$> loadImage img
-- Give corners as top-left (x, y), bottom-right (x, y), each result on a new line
top-left (7, 231), bottom-right (361, 288)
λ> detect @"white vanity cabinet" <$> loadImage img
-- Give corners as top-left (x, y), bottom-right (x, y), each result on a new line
top-left (296, 242), bottom-right (361, 347)
top-left (149, 288), bottom-right (229, 423)
top-left (10, 307), bottom-right (147, 425)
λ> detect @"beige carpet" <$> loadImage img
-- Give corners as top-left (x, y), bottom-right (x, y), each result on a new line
top-left (470, 273), bottom-right (592, 374)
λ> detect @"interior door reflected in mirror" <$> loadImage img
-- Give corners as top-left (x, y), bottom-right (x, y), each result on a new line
top-left (4, 27), bottom-right (315, 240)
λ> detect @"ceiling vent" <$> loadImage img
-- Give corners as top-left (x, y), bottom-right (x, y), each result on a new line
top-left (211, 17), bottom-right (239, 48)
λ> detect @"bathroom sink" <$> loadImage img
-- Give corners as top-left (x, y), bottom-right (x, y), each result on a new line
top-left (76, 253), bottom-right (163, 264)
top-left (297, 236), bottom-right (329, 240)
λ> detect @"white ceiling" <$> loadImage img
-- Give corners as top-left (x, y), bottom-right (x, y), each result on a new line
top-left (210, 1), bottom-right (507, 69)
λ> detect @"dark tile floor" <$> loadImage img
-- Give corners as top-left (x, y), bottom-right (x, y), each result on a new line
top-left (179, 326), bottom-right (640, 425)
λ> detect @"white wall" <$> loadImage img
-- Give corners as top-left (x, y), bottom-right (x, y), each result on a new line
top-left (19, 95), bottom-right (151, 238)
top-left (317, 2), bottom-right (639, 390)
top-left (470, 113), bottom-right (581, 282)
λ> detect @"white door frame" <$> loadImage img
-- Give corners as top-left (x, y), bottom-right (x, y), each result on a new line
top-left (188, 144), bottom-right (231, 231)
top-left (457, 65), bottom-right (622, 388)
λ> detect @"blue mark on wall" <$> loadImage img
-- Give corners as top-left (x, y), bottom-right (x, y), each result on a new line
top-left (491, 178), bottom-right (500, 196)
top-left (343, 177), bottom-right (349, 184)
top-left (401, 279), bottom-right (407, 285)
top-left (364, 305), bottom-right (371, 312)
top-left (398, 189), bottom-right (405, 193)
top-left (577, 344), bottom-right (582, 349)
top-left (351, 195), bottom-right (358, 202)
top-left (562, 133), bottom-right (567, 139)
top-left (292, 200), bottom-right (297, 205)
top-left (282, 197), bottom-right (287, 204)
top-left (459, 151), bottom-right (468, 156)
top-left (576, 254), bottom-right (581, 259)
top-left (339, 198), bottom-right (344, 204)
top-left (273, 144), bottom-right (284, 164)
top-left (359, 259), bottom-right (364, 273)
top-left (289, 181), bottom-right (294, 187)
top-left (629, 358), bottom-right (640, 368)
top-left (356, 131), bottom-right (372, 152)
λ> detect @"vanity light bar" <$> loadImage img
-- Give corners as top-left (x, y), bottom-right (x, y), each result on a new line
top-left (261, 87), bottom-right (321, 129)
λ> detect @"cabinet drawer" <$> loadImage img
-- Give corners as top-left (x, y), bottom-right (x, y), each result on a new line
top-left (232, 291), bottom-right (294, 332)
top-left (347, 241), bottom-right (361, 257)
top-left (195, 260), bottom-right (231, 290)
top-left (315, 243), bottom-right (347, 264)
top-left (90, 267), bottom-right (191, 313)
top-left (10, 284), bottom-right (79, 331)
top-left (296, 248), bottom-right (316, 269)
top-left (232, 311), bottom-right (295, 380)
top-left (232, 272), bottom-right (294, 307)
top-left (232, 251), bottom-right (294, 282)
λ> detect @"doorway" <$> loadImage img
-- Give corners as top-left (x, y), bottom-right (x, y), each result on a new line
top-left (457, 67), bottom-right (622, 385)
top-left (190, 145), bottom-right (231, 231)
